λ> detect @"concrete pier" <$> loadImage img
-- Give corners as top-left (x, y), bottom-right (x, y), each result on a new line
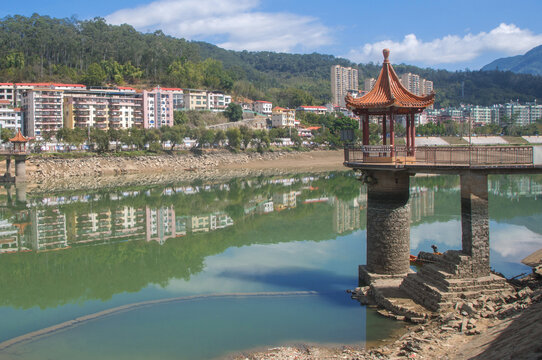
top-left (460, 171), bottom-right (490, 276)
top-left (14, 156), bottom-right (26, 183)
top-left (364, 170), bottom-right (411, 277)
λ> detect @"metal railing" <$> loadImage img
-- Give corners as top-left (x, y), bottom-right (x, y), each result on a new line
top-left (344, 145), bottom-right (534, 166)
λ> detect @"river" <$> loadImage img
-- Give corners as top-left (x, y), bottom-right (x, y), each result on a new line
top-left (0, 172), bottom-right (540, 359)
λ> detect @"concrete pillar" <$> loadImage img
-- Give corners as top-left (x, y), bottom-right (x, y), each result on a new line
top-left (460, 172), bottom-right (490, 277)
top-left (14, 156), bottom-right (26, 183)
top-left (366, 170), bottom-right (411, 275)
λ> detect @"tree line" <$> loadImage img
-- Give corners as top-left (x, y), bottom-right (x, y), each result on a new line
top-left (2, 15), bottom-right (542, 108)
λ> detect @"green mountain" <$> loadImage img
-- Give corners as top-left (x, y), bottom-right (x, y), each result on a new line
top-left (2, 14), bottom-right (542, 108)
top-left (481, 45), bottom-right (542, 75)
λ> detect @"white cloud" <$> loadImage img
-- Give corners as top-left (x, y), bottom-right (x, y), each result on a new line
top-left (346, 23), bottom-right (542, 65)
top-left (105, 0), bottom-right (332, 52)
top-left (490, 224), bottom-right (542, 261)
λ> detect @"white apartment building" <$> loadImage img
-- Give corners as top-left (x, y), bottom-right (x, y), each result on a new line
top-left (467, 106), bottom-right (492, 125)
top-left (331, 65), bottom-right (359, 107)
top-left (296, 105), bottom-right (327, 115)
top-left (143, 88), bottom-right (174, 128)
top-left (23, 88), bottom-right (64, 138)
top-left (207, 92), bottom-right (232, 111)
top-left (253, 100), bottom-right (272, 115)
top-left (0, 100), bottom-right (22, 132)
top-left (64, 90), bottom-right (143, 130)
top-left (0, 83), bottom-right (15, 106)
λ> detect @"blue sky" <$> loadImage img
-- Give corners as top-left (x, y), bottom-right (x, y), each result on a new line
top-left (2, 0), bottom-right (542, 70)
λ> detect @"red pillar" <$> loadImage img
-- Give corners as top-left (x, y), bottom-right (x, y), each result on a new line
top-left (411, 113), bottom-right (416, 156)
top-left (390, 110), bottom-right (395, 157)
top-left (382, 114), bottom-right (387, 146)
top-left (406, 114), bottom-right (411, 154)
top-left (363, 114), bottom-right (369, 145)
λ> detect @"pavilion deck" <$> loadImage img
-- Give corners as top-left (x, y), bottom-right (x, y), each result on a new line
top-left (344, 145), bottom-right (542, 173)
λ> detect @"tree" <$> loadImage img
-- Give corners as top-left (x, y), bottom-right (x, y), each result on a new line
top-left (89, 128), bottom-right (109, 152)
top-left (226, 128), bottom-right (241, 150)
top-left (239, 126), bottom-right (254, 149)
top-left (81, 63), bottom-right (106, 86)
top-left (224, 103), bottom-right (243, 122)
top-left (0, 128), bottom-right (15, 143)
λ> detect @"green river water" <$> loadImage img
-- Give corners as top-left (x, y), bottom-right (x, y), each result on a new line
top-left (0, 172), bottom-right (540, 359)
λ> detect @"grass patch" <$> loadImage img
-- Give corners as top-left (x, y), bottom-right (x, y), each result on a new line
top-left (442, 136), bottom-right (469, 145)
top-left (502, 136), bottom-right (529, 145)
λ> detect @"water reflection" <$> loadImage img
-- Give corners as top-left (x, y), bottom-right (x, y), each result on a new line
top-left (0, 172), bottom-right (540, 358)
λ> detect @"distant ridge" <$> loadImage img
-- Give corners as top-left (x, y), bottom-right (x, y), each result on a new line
top-left (482, 45), bottom-right (542, 75)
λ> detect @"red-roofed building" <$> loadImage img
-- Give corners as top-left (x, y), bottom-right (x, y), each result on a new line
top-left (271, 107), bottom-right (296, 128)
top-left (296, 105), bottom-right (328, 115)
top-left (253, 100), bottom-right (272, 115)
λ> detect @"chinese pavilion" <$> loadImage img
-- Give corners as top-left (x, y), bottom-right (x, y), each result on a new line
top-left (9, 130), bottom-right (29, 153)
top-left (346, 49), bottom-right (434, 160)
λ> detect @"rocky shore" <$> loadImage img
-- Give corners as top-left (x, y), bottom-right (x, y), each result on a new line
top-left (234, 265), bottom-right (542, 360)
top-left (26, 151), bottom-right (289, 181)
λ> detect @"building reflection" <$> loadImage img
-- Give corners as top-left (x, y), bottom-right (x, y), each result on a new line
top-left (2, 174), bottom-right (539, 255)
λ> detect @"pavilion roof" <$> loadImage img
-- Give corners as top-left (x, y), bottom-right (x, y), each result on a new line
top-left (9, 130), bottom-right (28, 143)
top-left (346, 49), bottom-right (434, 112)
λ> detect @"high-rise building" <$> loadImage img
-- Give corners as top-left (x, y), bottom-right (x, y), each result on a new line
top-left (331, 65), bottom-right (359, 107)
top-left (23, 87), bottom-right (64, 139)
top-left (143, 88), bottom-right (174, 129)
top-left (400, 73), bottom-right (421, 95)
top-left (364, 78), bottom-right (376, 92)
top-left (400, 73), bottom-right (433, 96)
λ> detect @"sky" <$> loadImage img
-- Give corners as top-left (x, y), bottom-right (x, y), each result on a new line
top-left (2, 0), bottom-right (542, 71)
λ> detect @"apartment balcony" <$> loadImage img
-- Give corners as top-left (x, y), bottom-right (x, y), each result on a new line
top-left (94, 117), bottom-right (107, 122)
top-left (109, 118), bottom-right (122, 123)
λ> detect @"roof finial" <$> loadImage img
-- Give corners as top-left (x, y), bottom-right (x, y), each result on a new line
top-left (383, 49), bottom-right (390, 63)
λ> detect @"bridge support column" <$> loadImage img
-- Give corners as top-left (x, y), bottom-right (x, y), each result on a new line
top-left (363, 170), bottom-right (411, 280)
top-left (5, 157), bottom-right (11, 177)
top-left (15, 183), bottom-right (27, 203)
top-left (14, 156), bottom-right (26, 183)
top-left (459, 171), bottom-right (490, 277)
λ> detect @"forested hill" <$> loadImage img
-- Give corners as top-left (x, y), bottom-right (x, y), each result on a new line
top-left (481, 45), bottom-right (542, 76)
top-left (1, 14), bottom-right (542, 108)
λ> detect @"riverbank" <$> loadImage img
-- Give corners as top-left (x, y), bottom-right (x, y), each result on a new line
top-left (10, 149), bottom-right (345, 193)
top-left (22, 149), bottom-right (345, 183)
top-left (233, 268), bottom-right (542, 359)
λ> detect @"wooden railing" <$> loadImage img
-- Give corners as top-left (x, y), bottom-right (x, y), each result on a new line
top-left (344, 145), bottom-right (534, 166)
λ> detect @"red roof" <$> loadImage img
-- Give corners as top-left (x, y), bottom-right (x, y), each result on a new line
top-left (157, 87), bottom-right (183, 91)
top-left (9, 130), bottom-right (28, 143)
top-left (15, 83), bottom-right (86, 88)
top-left (306, 126), bottom-right (322, 131)
top-left (346, 49), bottom-right (434, 112)
top-left (298, 106), bottom-right (327, 110)
top-left (0, 83), bottom-right (14, 86)
top-left (255, 100), bottom-right (271, 104)
top-left (117, 86), bottom-right (136, 90)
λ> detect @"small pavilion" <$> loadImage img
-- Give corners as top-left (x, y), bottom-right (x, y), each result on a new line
top-left (346, 49), bottom-right (434, 161)
top-left (9, 130), bottom-right (29, 153)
